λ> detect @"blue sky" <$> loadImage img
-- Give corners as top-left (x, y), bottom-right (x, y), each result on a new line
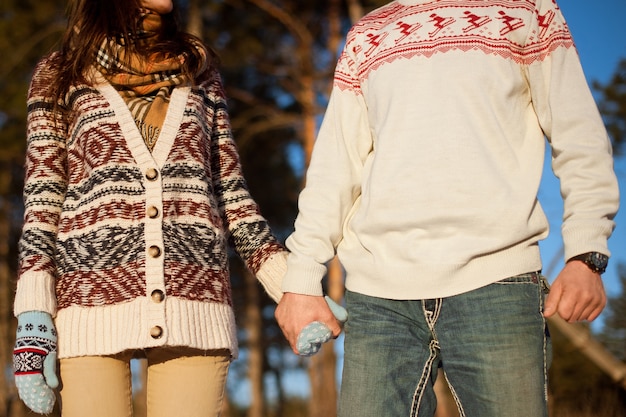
top-left (538, 1), bottom-right (626, 324)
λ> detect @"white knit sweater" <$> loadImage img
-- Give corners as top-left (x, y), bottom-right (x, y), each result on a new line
top-left (283, 0), bottom-right (619, 299)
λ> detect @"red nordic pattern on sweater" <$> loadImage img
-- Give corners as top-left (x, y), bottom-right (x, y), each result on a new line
top-left (335, 0), bottom-right (573, 92)
top-left (58, 201), bottom-right (146, 231)
top-left (56, 265), bottom-right (146, 307)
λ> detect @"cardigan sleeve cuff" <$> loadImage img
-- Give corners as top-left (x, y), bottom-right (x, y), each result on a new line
top-left (256, 251), bottom-right (289, 303)
top-left (14, 273), bottom-right (57, 317)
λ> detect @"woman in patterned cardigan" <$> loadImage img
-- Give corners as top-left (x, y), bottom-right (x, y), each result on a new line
top-left (12, 0), bottom-right (287, 415)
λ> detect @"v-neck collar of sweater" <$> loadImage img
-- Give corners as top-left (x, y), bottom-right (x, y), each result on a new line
top-left (95, 77), bottom-right (190, 170)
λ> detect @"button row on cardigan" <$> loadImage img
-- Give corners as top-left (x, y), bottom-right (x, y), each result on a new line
top-left (148, 245), bottom-right (162, 258)
top-left (150, 326), bottom-right (163, 339)
top-left (146, 205), bottom-right (160, 219)
top-left (144, 166), bottom-right (164, 342)
top-left (151, 289), bottom-right (165, 303)
top-left (145, 168), bottom-right (159, 181)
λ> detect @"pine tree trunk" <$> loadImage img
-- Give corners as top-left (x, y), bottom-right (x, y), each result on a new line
top-left (346, 0), bottom-right (365, 25)
top-left (308, 340), bottom-right (338, 417)
top-left (186, 0), bottom-right (202, 38)
top-left (245, 269), bottom-right (265, 417)
top-left (308, 259), bottom-right (343, 417)
top-left (0, 159), bottom-right (12, 416)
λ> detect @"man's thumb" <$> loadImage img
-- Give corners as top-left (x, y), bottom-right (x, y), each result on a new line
top-left (543, 283), bottom-right (561, 318)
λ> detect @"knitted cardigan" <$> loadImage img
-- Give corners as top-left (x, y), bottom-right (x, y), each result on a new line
top-left (15, 53), bottom-right (287, 359)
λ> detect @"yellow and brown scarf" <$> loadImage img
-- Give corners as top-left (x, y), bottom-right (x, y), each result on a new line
top-left (95, 11), bottom-right (206, 151)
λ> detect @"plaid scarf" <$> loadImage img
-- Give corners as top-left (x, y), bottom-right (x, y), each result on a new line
top-left (95, 11), bottom-right (205, 151)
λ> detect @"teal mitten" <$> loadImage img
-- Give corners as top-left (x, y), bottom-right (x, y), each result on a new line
top-left (296, 296), bottom-right (348, 357)
top-left (13, 311), bottom-right (59, 414)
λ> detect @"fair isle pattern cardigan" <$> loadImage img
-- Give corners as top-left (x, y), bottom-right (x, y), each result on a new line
top-left (15, 53), bottom-right (287, 359)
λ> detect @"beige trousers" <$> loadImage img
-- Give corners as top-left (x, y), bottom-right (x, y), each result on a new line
top-left (59, 347), bottom-right (230, 417)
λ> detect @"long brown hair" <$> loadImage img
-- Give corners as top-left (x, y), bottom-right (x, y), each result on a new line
top-left (48, 0), bottom-right (216, 105)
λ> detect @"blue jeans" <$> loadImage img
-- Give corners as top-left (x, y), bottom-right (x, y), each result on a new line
top-left (338, 272), bottom-right (551, 417)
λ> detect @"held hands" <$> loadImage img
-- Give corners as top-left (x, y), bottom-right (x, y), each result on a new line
top-left (296, 296), bottom-right (348, 356)
top-left (13, 311), bottom-right (59, 414)
top-left (543, 260), bottom-right (607, 322)
top-left (275, 293), bottom-right (346, 356)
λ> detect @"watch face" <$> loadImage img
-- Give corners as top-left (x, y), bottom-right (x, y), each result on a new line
top-left (588, 252), bottom-right (608, 273)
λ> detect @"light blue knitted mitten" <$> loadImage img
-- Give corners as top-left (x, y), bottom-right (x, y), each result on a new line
top-left (13, 311), bottom-right (58, 414)
top-left (296, 296), bottom-right (348, 357)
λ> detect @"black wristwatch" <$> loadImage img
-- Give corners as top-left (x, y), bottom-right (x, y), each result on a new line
top-left (568, 252), bottom-right (609, 275)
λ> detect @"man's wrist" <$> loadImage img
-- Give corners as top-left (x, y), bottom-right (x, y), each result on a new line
top-left (567, 252), bottom-right (609, 275)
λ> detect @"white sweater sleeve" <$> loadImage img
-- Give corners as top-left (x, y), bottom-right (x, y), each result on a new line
top-left (527, 0), bottom-right (619, 260)
top-left (282, 62), bottom-right (374, 295)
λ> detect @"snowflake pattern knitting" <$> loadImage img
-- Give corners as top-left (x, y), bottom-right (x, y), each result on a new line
top-left (297, 322), bottom-right (333, 357)
top-left (13, 312), bottom-right (58, 414)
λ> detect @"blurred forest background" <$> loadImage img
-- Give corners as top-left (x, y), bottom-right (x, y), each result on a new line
top-left (1, 1), bottom-right (626, 416)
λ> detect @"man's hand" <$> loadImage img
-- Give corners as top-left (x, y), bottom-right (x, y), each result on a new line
top-left (275, 293), bottom-right (344, 355)
top-left (544, 260), bottom-right (606, 322)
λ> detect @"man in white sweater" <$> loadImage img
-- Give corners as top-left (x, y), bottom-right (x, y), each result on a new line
top-left (276, 1), bottom-right (619, 416)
